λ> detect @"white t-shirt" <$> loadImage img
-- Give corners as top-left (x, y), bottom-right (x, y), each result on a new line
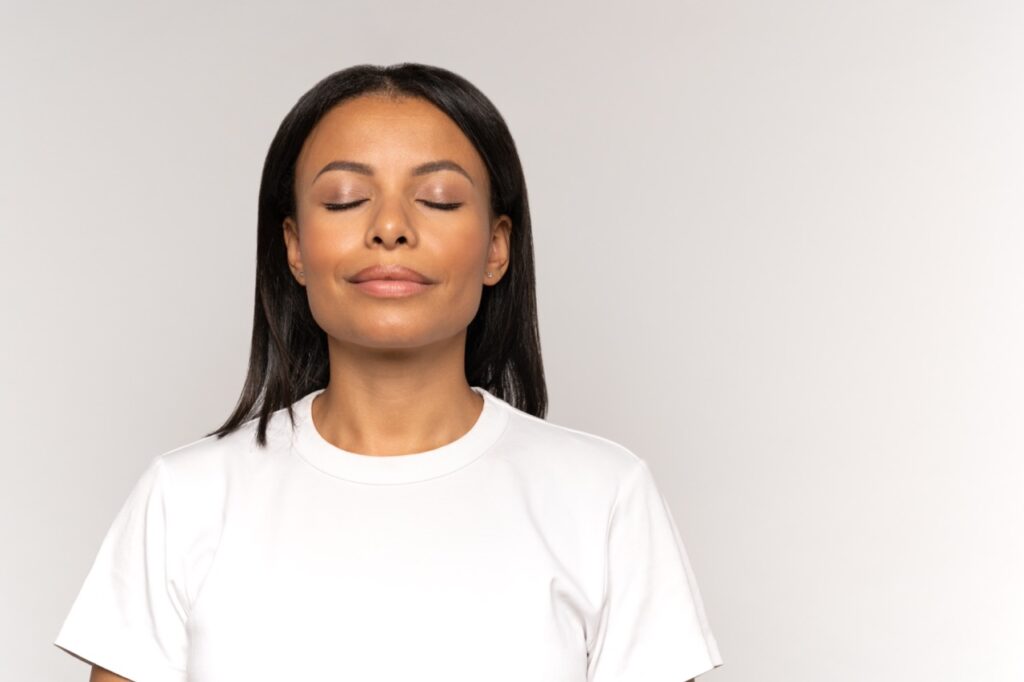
top-left (54, 386), bottom-right (723, 681)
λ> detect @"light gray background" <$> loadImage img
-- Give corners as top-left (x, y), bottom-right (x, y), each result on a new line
top-left (3, 1), bottom-right (1021, 679)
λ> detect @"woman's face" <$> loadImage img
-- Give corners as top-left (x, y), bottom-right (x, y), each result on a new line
top-left (283, 94), bottom-right (511, 351)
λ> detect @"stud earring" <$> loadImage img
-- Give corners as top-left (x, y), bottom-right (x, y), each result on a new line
top-left (486, 271), bottom-right (493, 277)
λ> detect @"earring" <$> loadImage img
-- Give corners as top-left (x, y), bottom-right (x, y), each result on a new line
top-left (486, 271), bottom-right (493, 277)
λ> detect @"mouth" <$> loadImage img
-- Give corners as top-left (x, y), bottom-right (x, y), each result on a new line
top-left (350, 279), bottom-right (433, 298)
top-left (348, 263), bottom-right (434, 284)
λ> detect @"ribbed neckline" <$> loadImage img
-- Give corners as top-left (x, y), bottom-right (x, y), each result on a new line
top-left (289, 386), bottom-right (510, 485)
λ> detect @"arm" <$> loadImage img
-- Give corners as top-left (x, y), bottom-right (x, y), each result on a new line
top-left (90, 665), bottom-right (132, 681)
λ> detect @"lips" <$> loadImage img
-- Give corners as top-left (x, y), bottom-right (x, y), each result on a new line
top-left (348, 264), bottom-right (434, 284)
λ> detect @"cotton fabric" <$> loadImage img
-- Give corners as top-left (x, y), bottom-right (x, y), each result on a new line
top-left (54, 386), bottom-right (723, 681)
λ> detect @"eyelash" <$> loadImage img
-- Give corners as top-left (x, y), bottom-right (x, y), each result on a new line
top-left (324, 200), bottom-right (462, 212)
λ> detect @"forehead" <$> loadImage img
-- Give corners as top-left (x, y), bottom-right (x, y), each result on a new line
top-left (294, 94), bottom-right (487, 187)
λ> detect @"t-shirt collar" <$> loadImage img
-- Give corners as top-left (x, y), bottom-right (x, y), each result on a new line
top-left (288, 385), bottom-right (510, 485)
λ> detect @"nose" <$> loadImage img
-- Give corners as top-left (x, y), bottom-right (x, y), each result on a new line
top-left (368, 194), bottom-right (415, 248)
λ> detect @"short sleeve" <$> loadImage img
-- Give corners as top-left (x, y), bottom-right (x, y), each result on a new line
top-left (54, 454), bottom-right (189, 682)
top-left (586, 457), bottom-right (724, 681)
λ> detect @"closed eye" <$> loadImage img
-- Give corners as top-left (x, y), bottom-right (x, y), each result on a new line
top-left (323, 200), bottom-right (463, 212)
top-left (324, 200), bottom-right (367, 211)
top-left (421, 200), bottom-right (463, 211)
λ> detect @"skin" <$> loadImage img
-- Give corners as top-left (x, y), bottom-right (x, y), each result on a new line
top-left (86, 96), bottom-right (697, 682)
top-left (86, 94), bottom-right (514, 679)
top-left (281, 92), bottom-right (513, 457)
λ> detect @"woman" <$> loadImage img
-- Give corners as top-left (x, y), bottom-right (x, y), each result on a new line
top-left (54, 63), bottom-right (724, 682)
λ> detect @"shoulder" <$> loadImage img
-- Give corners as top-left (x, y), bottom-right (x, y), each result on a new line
top-left (155, 403), bottom-right (296, 485)
top-left (145, 405), bottom-right (298, 527)
top-left (492, 399), bottom-right (648, 500)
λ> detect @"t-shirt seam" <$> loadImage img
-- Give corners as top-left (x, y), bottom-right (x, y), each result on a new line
top-left (153, 454), bottom-right (195, 628)
top-left (288, 403), bottom-right (514, 487)
top-left (585, 456), bottom-right (648, 654)
top-left (508, 407), bottom-right (643, 467)
top-left (54, 630), bottom-right (188, 680)
top-left (155, 449), bottom-right (231, 629)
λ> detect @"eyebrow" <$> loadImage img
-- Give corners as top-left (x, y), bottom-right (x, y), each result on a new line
top-left (311, 159), bottom-right (475, 186)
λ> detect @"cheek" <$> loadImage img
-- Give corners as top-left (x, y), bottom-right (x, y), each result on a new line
top-left (435, 215), bottom-right (491, 273)
top-left (300, 221), bottom-right (352, 272)
top-left (430, 231), bottom-right (489, 326)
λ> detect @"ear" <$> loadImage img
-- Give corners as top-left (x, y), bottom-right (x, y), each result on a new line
top-left (484, 214), bottom-right (512, 285)
top-left (282, 216), bottom-right (306, 286)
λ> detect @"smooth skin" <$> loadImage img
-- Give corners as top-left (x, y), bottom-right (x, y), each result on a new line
top-left (88, 93), bottom-right (512, 680)
top-left (86, 96), bottom-right (699, 682)
top-left (281, 92), bottom-right (513, 459)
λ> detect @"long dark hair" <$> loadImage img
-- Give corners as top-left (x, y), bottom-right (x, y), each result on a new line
top-left (205, 63), bottom-right (547, 447)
